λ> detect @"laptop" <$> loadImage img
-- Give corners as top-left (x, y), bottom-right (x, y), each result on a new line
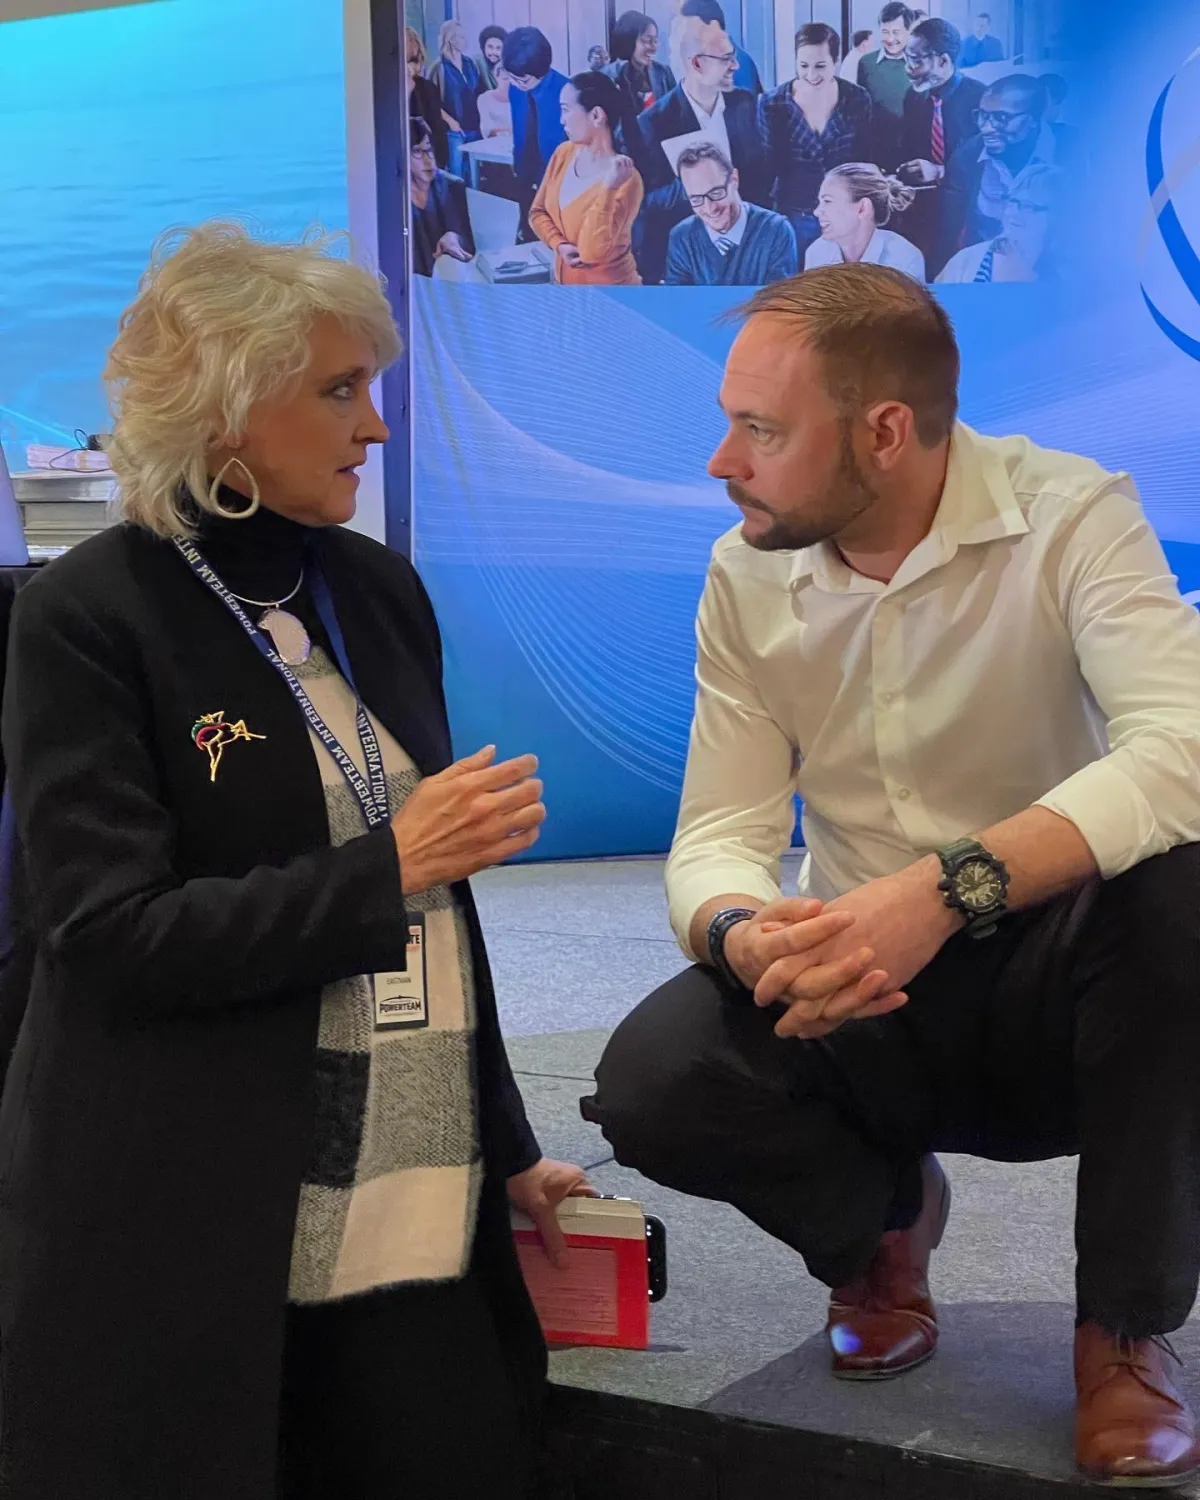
top-left (0, 447), bottom-right (30, 567)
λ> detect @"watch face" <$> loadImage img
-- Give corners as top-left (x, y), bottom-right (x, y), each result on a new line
top-left (957, 859), bottom-right (1004, 911)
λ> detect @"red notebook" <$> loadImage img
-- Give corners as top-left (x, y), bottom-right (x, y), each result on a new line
top-left (511, 1197), bottom-right (651, 1349)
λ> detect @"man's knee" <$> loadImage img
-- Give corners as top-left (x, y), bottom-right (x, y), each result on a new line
top-left (581, 966), bottom-right (746, 1165)
top-left (1096, 843), bottom-right (1200, 977)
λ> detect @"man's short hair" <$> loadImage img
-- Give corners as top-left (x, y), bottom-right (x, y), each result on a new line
top-left (735, 265), bottom-right (960, 447)
top-left (680, 0), bottom-right (727, 29)
top-left (978, 12), bottom-right (991, 22)
top-left (879, 3), bottom-right (915, 25)
top-left (853, 30), bottom-right (873, 48)
top-left (501, 26), bottom-right (553, 78)
top-left (985, 72), bottom-right (1048, 117)
top-left (677, 141), bottom-right (734, 177)
top-left (911, 17), bottom-right (962, 63)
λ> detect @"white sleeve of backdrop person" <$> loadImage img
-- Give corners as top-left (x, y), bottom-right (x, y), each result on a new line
top-left (341, 0), bottom-right (388, 543)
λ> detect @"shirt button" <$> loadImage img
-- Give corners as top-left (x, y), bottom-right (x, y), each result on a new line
top-left (897, 788), bottom-right (911, 801)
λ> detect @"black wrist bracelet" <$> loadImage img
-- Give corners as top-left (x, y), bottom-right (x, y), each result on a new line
top-left (705, 907), bottom-right (758, 995)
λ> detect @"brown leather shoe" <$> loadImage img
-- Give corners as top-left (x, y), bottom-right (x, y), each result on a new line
top-left (1075, 1322), bottom-right (1200, 1487)
top-left (826, 1154), bottom-right (951, 1380)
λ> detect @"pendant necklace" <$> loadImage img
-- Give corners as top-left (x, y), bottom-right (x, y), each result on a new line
top-left (230, 573), bottom-right (311, 665)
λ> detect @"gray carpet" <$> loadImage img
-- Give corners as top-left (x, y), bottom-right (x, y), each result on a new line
top-left (478, 859), bottom-right (1200, 1492)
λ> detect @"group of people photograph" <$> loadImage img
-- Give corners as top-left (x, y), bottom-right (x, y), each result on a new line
top-left (404, 2), bottom-right (1071, 287)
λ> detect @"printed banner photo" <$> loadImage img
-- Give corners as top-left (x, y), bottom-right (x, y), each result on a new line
top-left (404, 0), bottom-right (1073, 289)
top-left (398, 1), bottom-right (1200, 860)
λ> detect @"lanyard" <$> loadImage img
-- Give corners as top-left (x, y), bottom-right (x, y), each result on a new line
top-left (173, 537), bottom-right (391, 829)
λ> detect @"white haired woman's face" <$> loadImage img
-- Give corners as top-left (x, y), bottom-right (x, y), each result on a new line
top-left (215, 315), bottom-right (388, 528)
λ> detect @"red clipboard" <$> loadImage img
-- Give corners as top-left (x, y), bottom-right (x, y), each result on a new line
top-left (511, 1197), bottom-right (654, 1349)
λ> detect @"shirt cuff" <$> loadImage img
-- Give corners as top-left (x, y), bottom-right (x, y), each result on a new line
top-left (1035, 757), bottom-right (1169, 880)
top-left (667, 857), bottom-right (785, 962)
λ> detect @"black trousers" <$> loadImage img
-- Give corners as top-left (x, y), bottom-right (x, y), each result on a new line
top-left (583, 844), bottom-right (1200, 1338)
top-left (278, 1269), bottom-right (537, 1500)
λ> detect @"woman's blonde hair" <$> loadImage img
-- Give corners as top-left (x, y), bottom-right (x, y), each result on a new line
top-left (437, 19), bottom-right (462, 56)
top-left (405, 26), bottom-right (426, 68)
top-left (823, 162), bottom-right (916, 225)
top-left (104, 220), bottom-right (401, 538)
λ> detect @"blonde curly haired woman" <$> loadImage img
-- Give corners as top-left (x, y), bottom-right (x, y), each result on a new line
top-left (0, 221), bottom-right (589, 1500)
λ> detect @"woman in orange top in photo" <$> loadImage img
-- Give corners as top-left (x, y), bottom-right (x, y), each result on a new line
top-left (530, 72), bottom-right (644, 286)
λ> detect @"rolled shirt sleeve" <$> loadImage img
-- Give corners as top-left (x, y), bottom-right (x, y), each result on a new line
top-left (1036, 484), bottom-right (1200, 876)
top-left (666, 556), bottom-right (799, 958)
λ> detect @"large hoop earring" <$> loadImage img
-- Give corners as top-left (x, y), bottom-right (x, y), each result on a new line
top-left (208, 456), bottom-right (261, 519)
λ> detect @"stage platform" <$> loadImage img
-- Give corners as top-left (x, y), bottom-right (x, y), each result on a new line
top-left (474, 858), bottom-right (1200, 1499)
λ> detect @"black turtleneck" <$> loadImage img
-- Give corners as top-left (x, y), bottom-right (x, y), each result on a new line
top-left (195, 491), bottom-right (309, 603)
top-left (193, 489), bottom-right (333, 654)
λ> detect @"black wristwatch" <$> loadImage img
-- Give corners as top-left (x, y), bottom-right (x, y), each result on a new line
top-left (705, 907), bottom-right (758, 992)
top-left (935, 838), bottom-right (1010, 938)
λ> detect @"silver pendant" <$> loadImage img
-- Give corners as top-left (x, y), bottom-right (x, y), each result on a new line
top-left (259, 608), bottom-right (311, 665)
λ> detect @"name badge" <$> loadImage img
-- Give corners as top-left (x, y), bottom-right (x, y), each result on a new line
top-left (374, 912), bottom-right (428, 1031)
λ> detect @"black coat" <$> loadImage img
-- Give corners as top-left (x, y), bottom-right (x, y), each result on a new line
top-left (410, 74), bottom-right (451, 168)
top-left (898, 72), bottom-right (986, 276)
top-left (899, 71), bottom-right (986, 168)
top-left (0, 516), bottom-right (546, 1498)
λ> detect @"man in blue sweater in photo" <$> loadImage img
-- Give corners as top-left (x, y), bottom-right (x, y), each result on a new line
top-left (665, 143), bottom-right (797, 286)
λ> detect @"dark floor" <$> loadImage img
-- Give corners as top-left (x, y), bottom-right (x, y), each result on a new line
top-left (474, 857), bottom-right (1200, 1495)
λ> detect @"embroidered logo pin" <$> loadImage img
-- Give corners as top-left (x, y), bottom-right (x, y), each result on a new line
top-left (192, 711), bottom-right (266, 783)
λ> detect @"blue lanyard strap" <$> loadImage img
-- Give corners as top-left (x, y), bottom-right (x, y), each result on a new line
top-left (173, 536), bottom-right (391, 829)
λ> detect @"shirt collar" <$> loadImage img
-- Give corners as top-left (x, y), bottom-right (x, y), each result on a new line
top-left (684, 85), bottom-right (725, 122)
top-left (703, 201), bottom-right (747, 247)
top-left (787, 423), bottom-right (1031, 593)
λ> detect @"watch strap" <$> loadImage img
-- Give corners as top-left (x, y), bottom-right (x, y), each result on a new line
top-left (936, 838), bottom-right (1010, 938)
top-left (938, 836), bottom-right (984, 868)
top-left (705, 907), bottom-right (757, 993)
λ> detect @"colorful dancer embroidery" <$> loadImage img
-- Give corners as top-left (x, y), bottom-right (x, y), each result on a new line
top-left (191, 711), bottom-right (266, 783)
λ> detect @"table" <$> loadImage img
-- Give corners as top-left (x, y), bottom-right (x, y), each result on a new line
top-left (433, 242), bottom-right (552, 285)
top-left (459, 135), bottom-right (514, 190)
top-left (466, 186), bottom-right (519, 253)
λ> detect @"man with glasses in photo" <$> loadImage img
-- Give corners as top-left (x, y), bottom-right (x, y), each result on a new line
top-left (896, 18), bottom-right (984, 276)
top-left (635, 16), bottom-right (767, 283)
top-left (943, 74), bottom-right (1065, 256)
top-left (665, 142), bottom-right (797, 285)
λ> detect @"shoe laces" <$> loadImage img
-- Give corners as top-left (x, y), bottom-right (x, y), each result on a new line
top-left (1111, 1334), bottom-right (1180, 1368)
top-left (1104, 1334), bottom-right (1185, 1410)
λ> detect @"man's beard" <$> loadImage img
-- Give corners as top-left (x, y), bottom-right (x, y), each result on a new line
top-left (729, 425), bottom-right (876, 553)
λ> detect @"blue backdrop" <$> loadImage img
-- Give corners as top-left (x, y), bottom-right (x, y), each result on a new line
top-left (0, 0), bottom-right (347, 461)
top-left (411, 5), bottom-right (1200, 859)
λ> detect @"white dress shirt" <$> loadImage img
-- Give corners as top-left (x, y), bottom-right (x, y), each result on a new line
top-left (681, 86), bottom-right (730, 165)
top-left (804, 228), bottom-right (926, 282)
top-left (667, 424), bottom-right (1200, 956)
top-left (839, 48), bottom-right (869, 81)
